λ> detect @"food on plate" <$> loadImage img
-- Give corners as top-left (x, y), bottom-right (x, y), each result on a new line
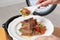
top-left (19, 18), bottom-right (46, 36)
top-left (19, 8), bottom-right (30, 16)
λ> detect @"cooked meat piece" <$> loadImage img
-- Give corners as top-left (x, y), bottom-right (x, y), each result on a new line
top-left (20, 8), bottom-right (30, 16)
top-left (28, 18), bottom-right (37, 25)
top-left (19, 28), bottom-right (32, 34)
top-left (28, 18), bottom-right (37, 31)
top-left (22, 8), bottom-right (30, 14)
top-left (21, 22), bottom-right (30, 29)
top-left (19, 22), bottom-right (32, 34)
top-left (21, 18), bottom-right (37, 30)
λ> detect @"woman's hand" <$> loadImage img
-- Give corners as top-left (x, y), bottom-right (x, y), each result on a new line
top-left (36, 0), bottom-right (59, 6)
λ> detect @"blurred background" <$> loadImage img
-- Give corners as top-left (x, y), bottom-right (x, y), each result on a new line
top-left (0, 0), bottom-right (60, 27)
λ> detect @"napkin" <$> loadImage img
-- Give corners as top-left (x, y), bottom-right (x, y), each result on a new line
top-left (0, 27), bottom-right (12, 40)
top-left (0, 27), bottom-right (8, 40)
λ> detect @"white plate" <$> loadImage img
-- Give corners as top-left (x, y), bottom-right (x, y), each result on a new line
top-left (8, 15), bottom-right (54, 40)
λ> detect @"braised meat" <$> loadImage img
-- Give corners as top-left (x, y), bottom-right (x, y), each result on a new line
top-left (19, 18), bottom-right (46, 36)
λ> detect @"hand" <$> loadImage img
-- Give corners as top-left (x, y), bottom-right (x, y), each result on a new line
top-left (36, 0), bottom-right (59, 6)
top-left (35, 35), bottom-right (60, 40)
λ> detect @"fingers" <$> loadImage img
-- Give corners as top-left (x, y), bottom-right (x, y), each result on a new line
top-left (38, 3), bottom-right (48, 8)
top-left (36, 0), bottom-right (43, 4)
top-left (41, 0), bottom-right (51, 6)
top-left (36, 0), bottom-right (52, 7)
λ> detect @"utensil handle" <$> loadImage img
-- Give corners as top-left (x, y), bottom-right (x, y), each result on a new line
top-left (30, 4), bottom-right (42, 10)
top-left (36, 4), bottom-right (42, 8)
top-left (28, 4), bottom-right (42, 9)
